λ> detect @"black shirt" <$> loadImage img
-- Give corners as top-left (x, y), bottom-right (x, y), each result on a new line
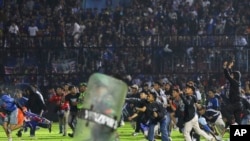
top-left (180, 94), bottom-right (197, 122)
top-left (65, 93), bottom-right (80, 112)
top-left (144, 101), bottom-right (167, 124)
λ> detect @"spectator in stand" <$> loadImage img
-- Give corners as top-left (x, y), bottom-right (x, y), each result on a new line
top-left (27, 22), bottom-right (39, 47)
top-left (7, 21), bottom-right (19, 47)
top-left (71, 19), bottom-right (85, 47)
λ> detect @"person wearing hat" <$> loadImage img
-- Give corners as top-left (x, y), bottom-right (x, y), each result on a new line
top-left (124, 84), bottom-right (140, 129)
top-left (180, 81), bottom-right (215, 141)
top-left (139, 91), bottom-right (171, 141)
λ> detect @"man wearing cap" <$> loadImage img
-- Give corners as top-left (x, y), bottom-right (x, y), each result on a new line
top-left (180, 81), bottom-right (215, 141)
top-left (125, 84), bottom-right (140, 135)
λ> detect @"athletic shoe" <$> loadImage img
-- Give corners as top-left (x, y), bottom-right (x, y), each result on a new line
top-left (132, 132), bottom-right (139, 136)
top-left (48, 122), bottom-right (52, 133)
top-left (16, 130), bottom-right (22, 137)
top-left (68, 133), bottom-right (74, 137)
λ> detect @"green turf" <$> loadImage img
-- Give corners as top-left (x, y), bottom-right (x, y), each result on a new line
top-left (0, 122), bottom-right (230, 141)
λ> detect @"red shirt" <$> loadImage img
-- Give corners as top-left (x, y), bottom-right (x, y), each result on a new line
top-left (49, 94), bottom-right (69, 110)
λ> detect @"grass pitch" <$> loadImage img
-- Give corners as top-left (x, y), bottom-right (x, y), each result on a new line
top-left (0, 122), bottom-right (229, 141)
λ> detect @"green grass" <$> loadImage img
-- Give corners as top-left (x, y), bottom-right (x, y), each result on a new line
top-left (0, 122), bottom-right (230, 141)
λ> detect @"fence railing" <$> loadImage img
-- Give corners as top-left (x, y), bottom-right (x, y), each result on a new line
top-left (1, 34), bottom-right (249, 84)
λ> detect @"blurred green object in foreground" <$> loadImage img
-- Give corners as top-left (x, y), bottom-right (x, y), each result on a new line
top-left (73, 73), bottom-right (128, 141)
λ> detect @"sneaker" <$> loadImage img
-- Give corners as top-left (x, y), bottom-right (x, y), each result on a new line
top-left (68, 133), bottom-right (74, 138)
top-left (210, 137), bottom-right (216, 141)
top-left (16, 130), bottom-right (22, 137)
top-left (120, 120), bottom-right (125, 126)
top-left (8, 138), bottom-right (12, 141)
top-left (132, 132), bottom-right (139, 136)
top-left (48, 122), bottom-right (52, 133)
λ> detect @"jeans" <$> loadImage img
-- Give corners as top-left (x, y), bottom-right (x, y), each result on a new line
top-left (148, 113), bottom-right (170, 141)
top-left (241, 114), bottom-right (250, 125)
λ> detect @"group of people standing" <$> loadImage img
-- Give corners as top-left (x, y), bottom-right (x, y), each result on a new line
top-left (48, 82), bottom-right (87, 137)
top-left (123, 60), bottom-right (250, 141)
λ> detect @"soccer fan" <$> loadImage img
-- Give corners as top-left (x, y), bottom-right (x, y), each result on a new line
top-left (49, 85), bottom-right (69, 136)
top-left (15, 88), bottom-right (52, 138)
top-left (198, 105), bottom-right (226, 140)
top-left (223, 61), bottom-right (243, 124)
top-left (180, 81), bottom-right (215, 141)
top-left (142, 91), bottom-right (171, 141)
top-left (0, 93), bottom-right (25, 141)
top-left (65, 85), bottom-right (80, 137)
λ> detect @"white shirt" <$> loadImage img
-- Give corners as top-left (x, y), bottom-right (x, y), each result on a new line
top-left (9, 24), bottom-right (19, 34)
top-left (72, 22), bottom-right (80, 35)
top-left (28, 26), bottom-right (39, 36)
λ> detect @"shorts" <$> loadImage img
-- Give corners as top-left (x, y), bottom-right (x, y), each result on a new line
top-left (17, 108), bottom-right (25, 125)
top-left (4, 108), bottom-right (18, 125)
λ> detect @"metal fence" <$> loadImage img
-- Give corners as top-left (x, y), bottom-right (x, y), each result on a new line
top-left (0, 34), bottom-right (249, 85)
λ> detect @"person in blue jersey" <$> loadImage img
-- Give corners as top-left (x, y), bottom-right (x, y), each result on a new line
top-left (0, 93), bottom-right (21, 141)
top-left (198, 105), bottom-right (226, 140)
top-left (14, 89), bottom-right (52, 137)
top-left (206, 89), bottom-right (220, 110)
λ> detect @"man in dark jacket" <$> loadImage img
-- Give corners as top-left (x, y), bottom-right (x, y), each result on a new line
top-left (223, 61), bottom-right (243, 124)
top-left (25, 85), bottom-right (48, 137)
top-left (140, 91), bottom-right (170, 141)
top-left (180, 81), bottom-right (214, 141)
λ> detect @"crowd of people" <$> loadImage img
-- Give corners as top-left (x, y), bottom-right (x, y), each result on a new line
top-left (123, 60), bottom-right (250, 141)
top-left (0, 0), bottom-right (250, 86)
top-left (0, 0), bottom-right (250, 140)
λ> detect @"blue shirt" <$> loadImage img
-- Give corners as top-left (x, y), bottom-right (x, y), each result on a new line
top-left (0, 94), bottom-right (17, 112)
